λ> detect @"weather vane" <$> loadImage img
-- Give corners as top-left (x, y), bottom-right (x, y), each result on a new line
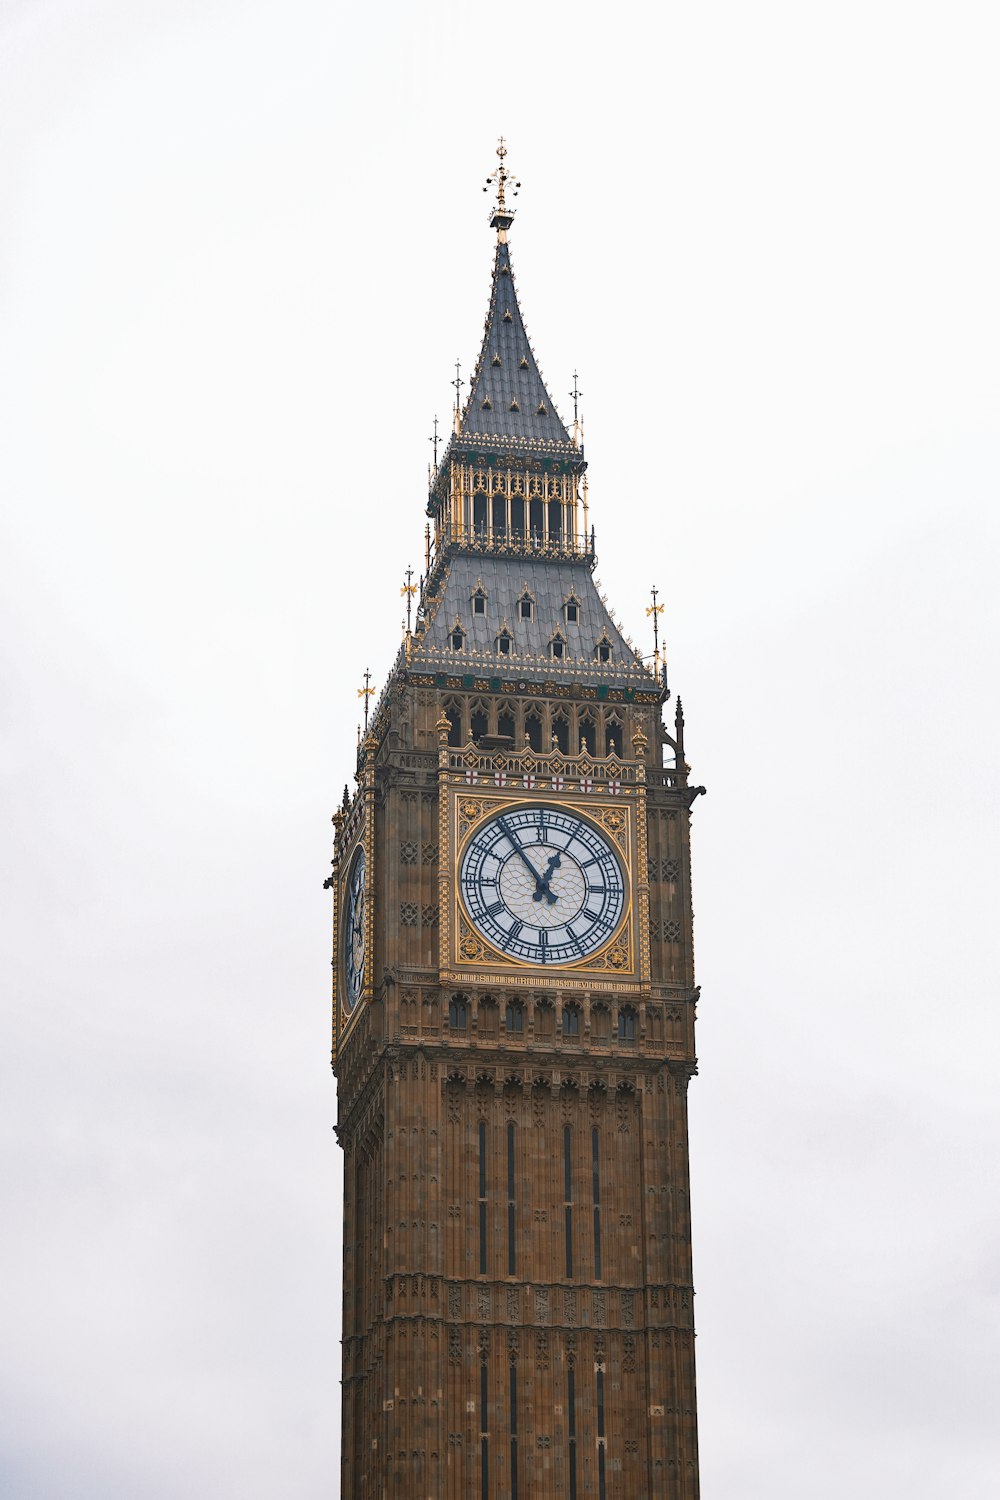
top-left (646, 586), bottom-right (665, 674)
top-left (429, 413), bottom-right (439, 468)
top-left (483, 135), bottom-right (521, 215)
top-left (451, 359), bottom-right (464, 415)
top-left (357, 668), bottom-right (374, 732)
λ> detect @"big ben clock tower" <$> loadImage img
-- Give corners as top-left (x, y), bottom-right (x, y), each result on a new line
top-left (331, 141), bottom-right (705, 1500)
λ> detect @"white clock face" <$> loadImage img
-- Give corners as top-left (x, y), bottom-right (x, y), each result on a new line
top-left (459, 804), bottom-right (627, 966)
top-left (342, 846), bottom-right (366, 1013)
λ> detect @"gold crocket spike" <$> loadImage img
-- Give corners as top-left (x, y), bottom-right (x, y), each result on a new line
top-left (646, 585), bottom-right (665, 678)
top-left (357, 668), bottom-right (374, 732)
top-left (400, 565), bottom-right (417, 635)
top-left (483, 135), bottom-right (520, 239)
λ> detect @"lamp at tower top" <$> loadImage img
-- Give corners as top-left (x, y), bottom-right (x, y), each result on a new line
top-left (484, 136), bottom-right (520, 237)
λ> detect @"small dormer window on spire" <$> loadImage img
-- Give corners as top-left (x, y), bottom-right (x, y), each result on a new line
top-left (496, 629), bottom-right (513, 657)
top-left (564, 594), bottom-right (580, 625)
top-left (471, 586), bottom-right (487, 617)
top-left (517, 589), bottom-right (534, 622)
top-left (510, 399), bottom-right (520, 412)
top-left (502, 308), bottom-right (512, 322)
top-left (595, 632), bottom-right (612, 664)
top-left (450, 622), bottom-right (465, 652)
top-left (492, 352), bottom-right (502, 366)
top-left (549, 631), bottom-right (567, 661)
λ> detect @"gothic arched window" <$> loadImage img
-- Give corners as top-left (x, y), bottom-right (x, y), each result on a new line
top-left (478, 996), bottom-right (498, 1036)
top-left (505, 1001), bottom-right (524, 1035)
top-left (618, 1006), bottom-right (637, 1043)
top-left (449, 996), bottom-right (468, 1031)
top-left (470, 705), bottom-right (489, 742)
top-left (562, 1004), bottom-right (581, 1038)
top-left (443, 696), bottom-right (464, 748)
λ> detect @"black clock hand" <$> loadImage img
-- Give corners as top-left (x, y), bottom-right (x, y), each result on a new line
top-left (499, 817), bottom-right (545, 886)
top-left (533, 850), bottom-right (562, 905)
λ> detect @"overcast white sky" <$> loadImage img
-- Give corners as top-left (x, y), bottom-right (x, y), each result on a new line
top-left (2, 1), bottom-right (998, 1495)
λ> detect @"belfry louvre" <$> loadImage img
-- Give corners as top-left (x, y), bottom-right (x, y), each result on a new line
top-left (330, 142), bottom-right (704, 1499)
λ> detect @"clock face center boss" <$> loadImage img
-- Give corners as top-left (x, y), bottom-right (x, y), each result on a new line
top-left (459, 803), bottom-right (627, 966)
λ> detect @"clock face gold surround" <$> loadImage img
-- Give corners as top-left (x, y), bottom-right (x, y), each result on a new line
top-left (458, 802), bottom-right (628, 968)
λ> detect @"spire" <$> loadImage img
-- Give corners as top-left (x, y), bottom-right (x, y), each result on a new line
top-left (425, 141), bottom-right (588, 559)
top-left (458, 146), bottom-right (573, 451)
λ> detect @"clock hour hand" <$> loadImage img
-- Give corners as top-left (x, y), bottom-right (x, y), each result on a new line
top-left (533, 850), bottom-right (561, 905)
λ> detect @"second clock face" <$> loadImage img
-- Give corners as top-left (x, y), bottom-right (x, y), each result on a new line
top-left (459, 804), bottom-right (627, 966)
top-left (342, 845), bottom-right (366, 1014)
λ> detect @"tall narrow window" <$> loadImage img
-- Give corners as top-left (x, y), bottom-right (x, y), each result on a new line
top-left (596, 1365), bottom-right (607, 1500)
top-left (563, 1124), bottom-right (573, 1279)
top-left (479, 1121), bottom-right (488, 1276)
top-left (567, 1366), bottom-right (578, 1500)
top-left (507, 1122), bottom-right (516, 1276)
top-left (509, 1364), bottom-right (518, 1500)
top-left (505, 1001), bottom-right (524, 1034)
top-left (480, 1359), bottom-right (489, 1500)
top-left (592, 1127), bottom-right (602, 1281)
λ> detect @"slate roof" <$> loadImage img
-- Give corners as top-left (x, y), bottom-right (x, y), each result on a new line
top-left (456, 239), bottom-right (574, 451)
top-left (412, 554), bottom-right (654, 688)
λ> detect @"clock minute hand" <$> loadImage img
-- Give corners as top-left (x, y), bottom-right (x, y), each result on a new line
top-left (499, 818), bottom-right (545, 886)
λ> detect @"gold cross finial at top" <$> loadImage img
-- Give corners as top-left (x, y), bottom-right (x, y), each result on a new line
top-left (484, 136), bottom-right (520, 236)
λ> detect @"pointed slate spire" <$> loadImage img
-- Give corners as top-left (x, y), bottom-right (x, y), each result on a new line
top-left (459, 238), bottom-right (574, 448)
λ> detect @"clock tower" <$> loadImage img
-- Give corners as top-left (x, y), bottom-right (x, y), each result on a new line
top-left (331, 143), bottom-right (704, 1500)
